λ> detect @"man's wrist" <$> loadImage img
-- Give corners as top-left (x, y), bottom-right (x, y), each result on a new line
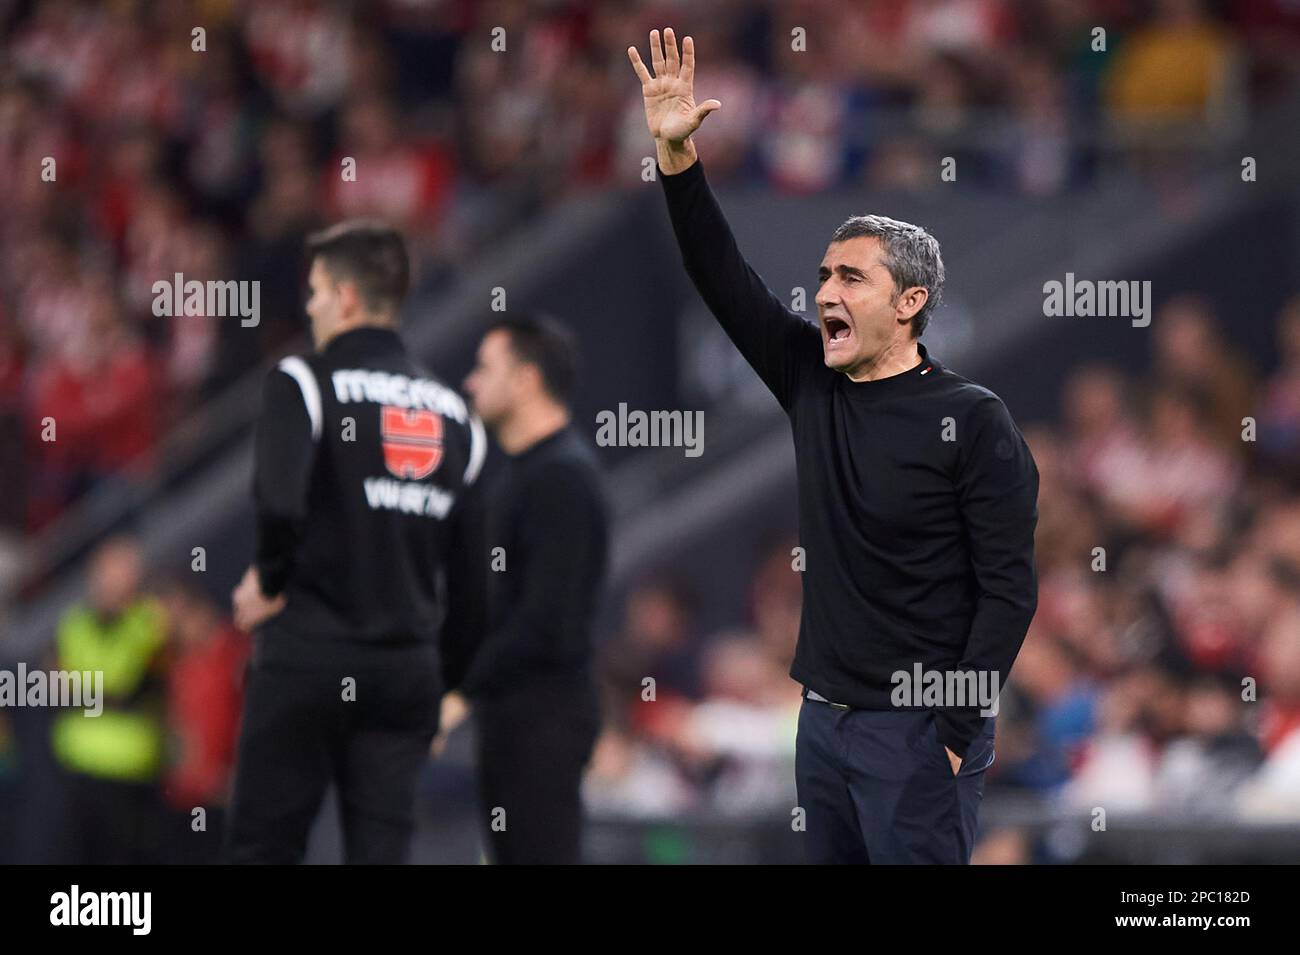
top-left (656, 137), bottom-right (698, 176)
top-left (933, 707), bottom-right (979, 759)
top-left (255, 565), bottom-right (284, 600)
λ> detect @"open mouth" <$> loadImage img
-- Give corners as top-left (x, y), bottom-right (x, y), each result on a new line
top-left (823, 317), bottom-right (852, 345)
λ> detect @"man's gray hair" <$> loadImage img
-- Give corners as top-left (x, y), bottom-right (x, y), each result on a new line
top-left (830, 215), bottom-right (944, 337)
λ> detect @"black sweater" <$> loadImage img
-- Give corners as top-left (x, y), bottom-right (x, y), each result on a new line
top-left (456, 425), bottom-right (609, 700)
top-left (661, 160), bottom-right (1039, 757)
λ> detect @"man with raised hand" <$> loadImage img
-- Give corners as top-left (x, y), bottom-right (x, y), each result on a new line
top-left (628, 29), bottom-right (1039, 864)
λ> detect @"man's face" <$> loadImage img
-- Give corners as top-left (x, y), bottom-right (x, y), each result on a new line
top-left (305, 258), bottom-right (348, 349)
top-left (90, 540), bottom-right (142, 617)
top-left (464, 329), bottom-right (524, 428)
top-left (815, 236), bottom-right (919, 375)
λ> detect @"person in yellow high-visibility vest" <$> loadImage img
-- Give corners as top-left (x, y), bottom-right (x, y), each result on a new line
top-left (50, 536), bottom-right (169, 864)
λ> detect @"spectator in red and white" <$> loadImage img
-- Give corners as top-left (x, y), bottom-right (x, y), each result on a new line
top-left (0, 309), bottom-right (26, 534)
top-left (899, 0), bottom-right (1018, 57)
top-left (0, 74), bottom-right (84, 224)
top-left (1093, 384), bottom-right (1240, 541)
top-left (1061, 365), bottom-right (1145, 501)
top-left (1023, 425), bottom-right (1103, 576)
top-left (8, 0), bottom-right (112, 108)
top-left (1064, 666), bottom-right (1178, 813)
top-left (1237, 597), bottom-right (1300, 818)
top-left (759, 18), bottom-right (859, 197)
top-left (1255, 295), bottom-right (1300, 477)
top-left (241, 0), bottom-right (353, 117)
top-left (748, 537), bottom-right (803, 670)
top-left (1152, 674), bottom-right (1262, 815)
top-left (179, 35), bottom-right (263, 216)
top-left (600, 577), bottom-right (703, 707)
top-left (24, 293), bottom-right (158, 528)
top-left (326, 93), bottom-right (456, 238)
top-left (1163, 551), bottom-right (1257, 674)
top-left (994, 48), bottom-right (1077, 195)
top-left (1152, 294), bottom-right (1257, 449)
top-left (119, 181), bottom-right (196, 314)
top-left (83, 9), bottom-right (185, 134)
top-left (668, 634), bottom-right (800, 814)
top-left (11, 235), bottom-right (102, 367)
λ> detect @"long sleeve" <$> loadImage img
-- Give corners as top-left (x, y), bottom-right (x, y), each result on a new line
top-left (934, 396), bottom-right (1040, 758)
top-left (458, 463), bottom-right (604, 699)
top-left (439, 479), bottom-right (488, 692)
top-left (660, 160), bottom-right (819, 410)
top-left (253, 367), bottom-right (317, 598)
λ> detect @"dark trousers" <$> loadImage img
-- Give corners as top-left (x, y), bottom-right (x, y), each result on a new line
top-left (50, 771), bottom-right (164, 865)
top-left (795, 699), bottom-right (996, 864)
top-left (474, 683), bottom-right (600, 865)
top-left (164, 806), bottom-right (227, 865)
top-left (224, 660), bottom-right (440, 864)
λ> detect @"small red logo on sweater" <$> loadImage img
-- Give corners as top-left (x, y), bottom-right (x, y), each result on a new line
top-left (380, 407), bottom-right (444, 479)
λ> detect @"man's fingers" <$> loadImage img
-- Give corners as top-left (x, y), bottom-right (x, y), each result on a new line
top-left (945, 746), bottom-right (963, 776)
top-left (627, 46), bottom-right (651, 85)
top-left (681, 35), bottom-right (696, 86)
top-left (648, 29), bottom-right (664, 76)
top-left (693, 99), bottom-right (722, 125)
top-left (663, 27), bottom-right (680, 75)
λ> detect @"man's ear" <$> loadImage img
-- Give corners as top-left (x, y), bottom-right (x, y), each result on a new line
top-left (896, 286), bottom-right (928, 321)
top-left (337, 279), bottom-right (364, 319)
top-left (520, 361), bottom-right (547, 400)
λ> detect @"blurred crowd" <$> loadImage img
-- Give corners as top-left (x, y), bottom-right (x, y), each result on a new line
top-left (3, 0), bottom-right (1299, 544)
top-left (1007, 293), bottom-right (1300, 841)
top-left (588, 292), bottom-right (1300, 860)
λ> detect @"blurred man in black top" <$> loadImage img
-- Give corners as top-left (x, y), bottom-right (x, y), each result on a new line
top-left (226, 221), bottom-right (486, 864)
top-left (443, 316), bottom-right (608, 864)
top-left (629, 30), bottom-right (1038, 863)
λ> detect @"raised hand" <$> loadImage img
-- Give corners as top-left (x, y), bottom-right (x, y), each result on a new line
top-left (628, 28), bottom-right (720, 170)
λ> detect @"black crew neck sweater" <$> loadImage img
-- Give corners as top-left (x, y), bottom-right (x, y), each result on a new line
top-left (660, 159), bottom-right (1039, 757)
top-left (456, 425), bottom-right (609, 700)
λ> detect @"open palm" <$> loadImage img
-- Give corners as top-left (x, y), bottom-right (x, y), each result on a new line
top-left (628, 29), bottom-right (721, 144)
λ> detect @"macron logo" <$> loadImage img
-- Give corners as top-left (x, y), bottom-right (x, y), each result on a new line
top-left (50, 885), bottom-right (151, 936)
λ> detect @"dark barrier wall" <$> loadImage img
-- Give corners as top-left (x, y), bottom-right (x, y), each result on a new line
top-left (428, 193), bottom-right (690, 468)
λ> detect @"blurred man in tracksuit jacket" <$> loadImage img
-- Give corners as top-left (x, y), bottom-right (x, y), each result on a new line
top-left (226, 221), bottom-right (487, 864)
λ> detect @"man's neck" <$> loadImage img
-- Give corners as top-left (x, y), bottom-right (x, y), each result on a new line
top-left (496, 402), bottom-right (570, 456)
top-left (317, 315), bottom-right (395, 351)
top-left (845, 338), bottom-right (921, 383)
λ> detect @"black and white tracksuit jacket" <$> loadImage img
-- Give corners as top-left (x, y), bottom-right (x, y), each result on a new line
top-left (251, 325), bottom-right (487, 679)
